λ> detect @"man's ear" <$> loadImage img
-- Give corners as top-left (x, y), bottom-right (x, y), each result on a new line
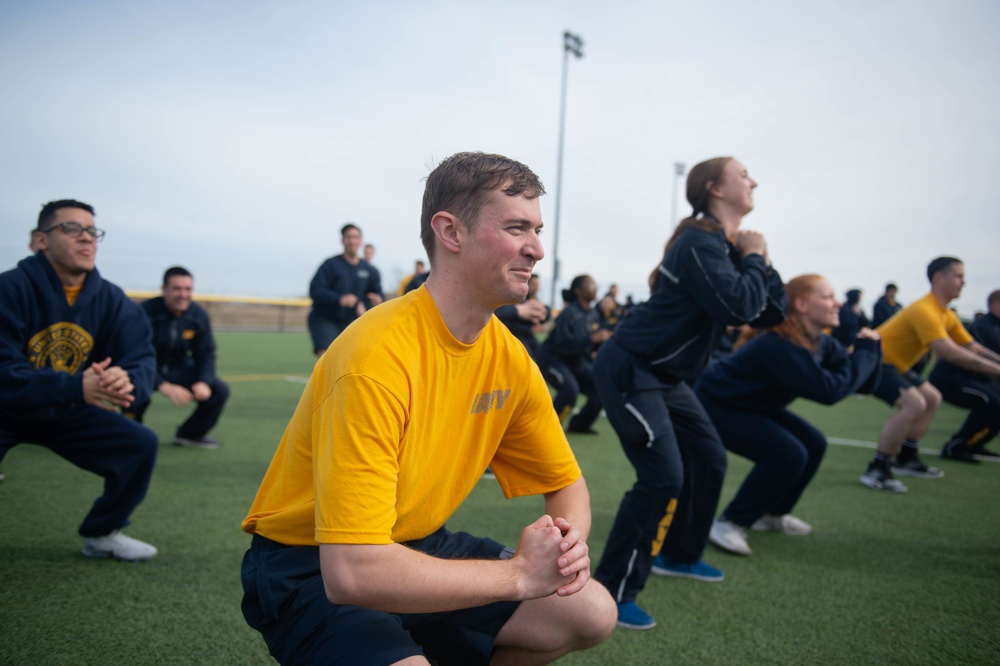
top-left (31, 229), bottom-right (48, 252)
top-left (430, 211), bottom-right (462, 255)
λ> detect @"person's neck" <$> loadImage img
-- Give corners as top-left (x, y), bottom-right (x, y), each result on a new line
top-left (706, 205), bottom-right (743, 239)
top-left (931, 288), bottom-right (952, 308)
top-left (342, 252), bottom-right (360, 265)
top-left (52, 265), bottom-right (87, 289)
top-left (424, 271), bottom-right (494, 344)
top-left (578, 297), bottom-right (591, 311)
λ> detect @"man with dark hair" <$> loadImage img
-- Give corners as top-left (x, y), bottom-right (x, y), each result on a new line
top-left (928, 287), bottom-right (1000, 462)
top-left (0, 199), bottom-right (158, 560)
top-left (308, 223), bottom-right (383, 356)
top-left (863, 257), bottom-right (1000, 491)
top-left (872, 282), bottom-right (903, 327)
top-left (240, 152), bottom-right (615, 665)
top-left (130, 266), bottom-right (230, 449)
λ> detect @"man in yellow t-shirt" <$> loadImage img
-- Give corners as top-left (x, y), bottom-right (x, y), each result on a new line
top-left (240, 152), bottom-right (615, 665)
top-left (862, 257), bottom-right (1000, 493)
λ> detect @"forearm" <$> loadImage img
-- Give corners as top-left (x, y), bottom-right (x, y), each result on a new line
top-left (942, 344), bottom-right (1000, 378)
top-left (543, 476), bottom-right (592, 540)
top-left (971, 341), bottom-right (1000, 366)
top-left (321, 542), bottom-right (522, 613)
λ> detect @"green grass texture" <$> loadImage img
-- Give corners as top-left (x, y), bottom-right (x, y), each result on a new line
top-left (2, 332), bottom-right (998, 665)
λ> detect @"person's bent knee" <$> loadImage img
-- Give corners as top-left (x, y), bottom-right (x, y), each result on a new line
top-left (896, 387), bottom-right (927, 414)
top-left (920, 383), bottom-right (942, 410)
top-left (577, 583), bottom-right (617, 649)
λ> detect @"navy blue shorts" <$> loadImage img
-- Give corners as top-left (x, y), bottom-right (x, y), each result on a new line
top-left (241, 527), bottom-right (520, 666)
top-left (872, 364), bottom-right (925, 406)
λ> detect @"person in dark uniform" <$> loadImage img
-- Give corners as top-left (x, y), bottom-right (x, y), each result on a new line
top-left (928, 288), bottom-right (1000, 462)
top-left (697, 275), bottom-right (881, 556)
top-left (0, 199), bottom-right (158, 561)
top-left (872, 282), bottom-right (903, 327)
top-left (495, 273), bottom-right (550, 359)
top-left (130, 266), bottom-right (230, 449)
top-left (592, 157), bottom-right (786, 629)
top-left (538, 275), bottom-right (611, 434)
top-left (308, 223), bottom-right (384, 356)
top-left (831, 288), bottom-right (871, 347)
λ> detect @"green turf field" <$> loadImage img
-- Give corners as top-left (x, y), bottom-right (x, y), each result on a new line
top-left (2, 332), bottom-right (998, 665)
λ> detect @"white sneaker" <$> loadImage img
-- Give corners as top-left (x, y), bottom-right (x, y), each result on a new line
top-left (709, 518), bottom-right (752, 556)
top-left (751, 514), bottom-right (813, 535)
top-left (82, 530), bottom-right (157, 561)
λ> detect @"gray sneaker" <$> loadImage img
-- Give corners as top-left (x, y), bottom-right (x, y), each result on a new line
top-left (82, 530), bottom-right (157, 561)
top-left (860, 462), bottom-right (907, 493)
top-left (709, 518), bottom-right (752, 556)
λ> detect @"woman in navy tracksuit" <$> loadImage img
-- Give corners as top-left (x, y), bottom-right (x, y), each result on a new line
top-left (696, 275), bottom-right (882, 557)
top-left (593, 157), bottom-right (786, 629)
top-left (538, 275), bottom-right (612, 434)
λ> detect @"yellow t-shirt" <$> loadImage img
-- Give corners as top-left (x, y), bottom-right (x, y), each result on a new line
top-left (242, 286), bottom-right (581, 546)
top-left (877, 292), bottom-right (973, 372)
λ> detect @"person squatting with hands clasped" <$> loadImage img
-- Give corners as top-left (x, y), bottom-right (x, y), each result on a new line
top-left (591, 157), bottom-right (787, 630)
top-left (0, 199), bottom-right (159, 561)
top-left (239, 152), bottom-right (616, 665)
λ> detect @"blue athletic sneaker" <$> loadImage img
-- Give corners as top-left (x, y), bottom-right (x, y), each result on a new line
top-left (616, 601), bottom-right (656, 630)
top-left (651, 554), bottom-right (724, 582)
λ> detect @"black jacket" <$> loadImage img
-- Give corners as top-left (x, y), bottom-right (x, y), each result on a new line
top-left (612, 225), bottom-right (786, 381)
top-left (140, 296), bottom-right (218, 386)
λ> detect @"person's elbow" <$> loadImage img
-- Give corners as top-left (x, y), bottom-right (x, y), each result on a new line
top-left (319, 545), bottom-right (369, 605)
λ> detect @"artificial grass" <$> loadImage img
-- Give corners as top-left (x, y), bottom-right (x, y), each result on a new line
top-left (1, 332), bottom-right (998, 665)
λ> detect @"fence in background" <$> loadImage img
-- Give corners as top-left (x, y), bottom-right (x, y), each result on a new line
top-left (127, 291), bottom-right (310, 332)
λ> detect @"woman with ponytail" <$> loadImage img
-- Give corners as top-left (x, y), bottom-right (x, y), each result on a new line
top-left (592, 157), bottom-right (787, 630)
top-left (539, 274), bottom-right (612, 434)
top-left (696, 275), bottom-right (882, 556)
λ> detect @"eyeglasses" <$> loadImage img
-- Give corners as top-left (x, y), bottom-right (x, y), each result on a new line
top-left (41, 222), bottom-right (106, 242)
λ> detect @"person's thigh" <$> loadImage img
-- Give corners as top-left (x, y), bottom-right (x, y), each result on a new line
top-left (242, 536), bottom-right (425, 666)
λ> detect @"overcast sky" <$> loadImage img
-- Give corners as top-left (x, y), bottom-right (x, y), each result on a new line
top-left (2, 0), bottom-right (998, 317)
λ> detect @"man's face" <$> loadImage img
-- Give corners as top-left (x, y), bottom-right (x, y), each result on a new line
top-left (342, 228), bottom-right (362, 257)
top-left (36, 207), bottom-right (98, 279)
top-left (937, 263), bottom-right (965, 302)
top-left (163, 275), bottom-right (194, 314)
top-left (364, 244), bottom-right (375, 262)
top-left (462, 188), bottom-right (544, 308)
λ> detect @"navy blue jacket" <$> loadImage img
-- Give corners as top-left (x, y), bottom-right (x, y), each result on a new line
top-left (140, 296), bottom-right (219, 387)
top-left (832, 290), bottom-right (871, 347)
top-left (0, 253), bottom-right (155, 416)
top-left (540, 300), bottom-right (601, 366)
top-left (496, 297), bottom-right (550, 357)
top-left (697, 332), bottom-right (882, 413)
top-left (613, 226), bottom-right (786, 381)
top-left (309, 256), bottom-right (383, 325)
top-left (872, 295), bottom-right (902, 328)
top-left (970, 312), bottom-right (1000, 356)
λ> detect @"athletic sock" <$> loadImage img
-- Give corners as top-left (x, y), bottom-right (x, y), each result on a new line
top-left (874, 452), bottom-right (892, 464)
top-left (897, 440), bottom-right (920, 462)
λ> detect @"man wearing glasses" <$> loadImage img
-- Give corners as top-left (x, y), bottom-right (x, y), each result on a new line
top-left (0, 199), bottom-right (159, 561)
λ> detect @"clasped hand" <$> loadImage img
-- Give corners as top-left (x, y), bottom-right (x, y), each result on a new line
top-left (512, 515), bottom-right (591, 600)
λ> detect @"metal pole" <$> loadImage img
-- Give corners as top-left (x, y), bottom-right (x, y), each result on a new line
top-left (671, 161), bottom-right (686, 228)
top-left (549, 31), bottom-right (583, 309)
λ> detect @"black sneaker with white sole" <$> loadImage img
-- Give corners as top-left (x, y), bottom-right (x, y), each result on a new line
top-left (892, 454), bottom-right (944, 478)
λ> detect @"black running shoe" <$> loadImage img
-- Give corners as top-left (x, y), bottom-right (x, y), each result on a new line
top-left (941, 439), bottom-right (981, 464)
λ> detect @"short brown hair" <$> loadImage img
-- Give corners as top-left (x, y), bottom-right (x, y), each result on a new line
top-left (420, 152), bottom-right (545, 261)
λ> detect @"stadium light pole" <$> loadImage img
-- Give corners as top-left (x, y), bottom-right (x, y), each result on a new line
top-left (670, 161), bottom-right (686, 228)
top-left (549, 31), bottom-right (584, 309)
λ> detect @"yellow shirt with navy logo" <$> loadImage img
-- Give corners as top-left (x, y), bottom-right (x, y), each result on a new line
top-left (242, 286), bottom-right (581, 546)
top-left (877, 292), bottom-right (973, 372)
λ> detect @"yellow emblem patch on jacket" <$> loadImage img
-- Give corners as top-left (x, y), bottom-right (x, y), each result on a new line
top-left (27, 322), bottom-right (94, 374)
